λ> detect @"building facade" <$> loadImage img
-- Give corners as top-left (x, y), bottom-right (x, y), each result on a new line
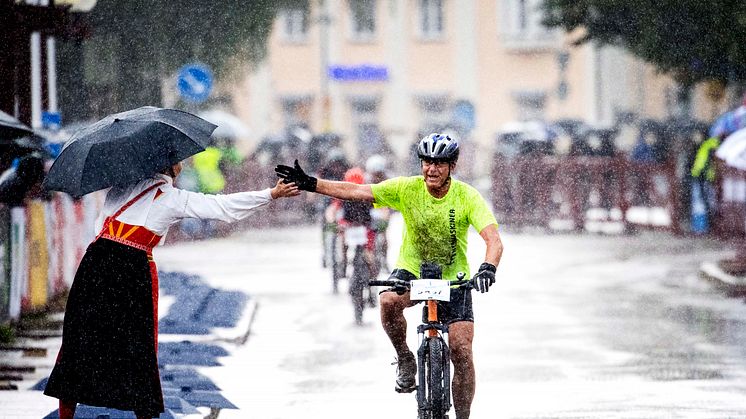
top-left (233, 0), bottom-right (714, 172)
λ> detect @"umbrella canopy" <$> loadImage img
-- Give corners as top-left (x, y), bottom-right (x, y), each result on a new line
top-left (715, 128), bottom-right (746, 170)
top-left (198, 109), bottom-right (250, 139)
top-left (709, 105), bottom-right (746, 139)
top-left (43, 106), bottom-right (216, 197)
top-left (0, 110), bottom-right (33, 139)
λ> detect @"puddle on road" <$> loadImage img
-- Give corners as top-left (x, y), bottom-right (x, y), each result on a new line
top-left (581, 285), bottom-right (746, 382)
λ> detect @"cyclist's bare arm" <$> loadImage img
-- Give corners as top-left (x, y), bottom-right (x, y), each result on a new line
top-left (316, 179), bottom-right (375, 202)
top-left (479, 224), bottom-right (503, 266)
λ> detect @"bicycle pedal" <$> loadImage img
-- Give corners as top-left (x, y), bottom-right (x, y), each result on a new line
top-left (395, 383), bottom-right (417, 393)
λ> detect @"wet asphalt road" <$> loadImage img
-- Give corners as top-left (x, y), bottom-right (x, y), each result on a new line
top-left (155, 215), bottom-right (746, 418)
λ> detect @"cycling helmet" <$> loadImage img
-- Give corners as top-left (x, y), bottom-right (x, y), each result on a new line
top-left (344, 167), bottom-right (365, 184)
top-left (417, 133), bottom-right (459, 162)
top-left (365, 154), bottom-right (387, 173)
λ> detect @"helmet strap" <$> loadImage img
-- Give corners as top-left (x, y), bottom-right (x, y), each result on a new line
top-left (441, 168), bottom-right (451, 189)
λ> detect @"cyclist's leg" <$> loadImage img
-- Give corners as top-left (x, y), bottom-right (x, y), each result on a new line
top-left (441, 288), bottom-right (475, 419)
top-left (380, 269), bottom-right (419, 391)
top-left (449, 321), bottom-right (475, 419)
top-left (379, 269), bottom-right (417, 356)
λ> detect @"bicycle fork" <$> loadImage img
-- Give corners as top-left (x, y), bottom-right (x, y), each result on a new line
top-left (415, 301), bottom-right (452, 418)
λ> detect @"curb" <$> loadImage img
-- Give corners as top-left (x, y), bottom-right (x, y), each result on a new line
top-left (160, 297), bottom-right (259, 346)
top-left (699, 261), bottom-right (746, 297)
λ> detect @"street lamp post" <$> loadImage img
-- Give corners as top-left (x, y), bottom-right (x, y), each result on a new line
top-left (318, 0), bottom-right (331, 132)
top-left (0, 0), bottom-right (95, 126)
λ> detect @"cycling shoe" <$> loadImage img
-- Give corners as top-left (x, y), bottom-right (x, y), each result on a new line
top-left (394, 351), bottom-right (417, 393)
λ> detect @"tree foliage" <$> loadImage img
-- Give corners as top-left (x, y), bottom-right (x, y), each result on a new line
top-left (89, 0), bottom-right (283, 77)
top-left (59, 0), bottom-right (300, 118)
top-left (542, 0), bottom-right (746, 86)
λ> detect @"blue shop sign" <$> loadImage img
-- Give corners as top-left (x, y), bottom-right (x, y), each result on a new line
top-left (328, 64), bottom-right (388, 82)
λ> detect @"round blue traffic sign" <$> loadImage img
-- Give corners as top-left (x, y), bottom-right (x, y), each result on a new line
top-left (177, 63), bottom-right (213, 104)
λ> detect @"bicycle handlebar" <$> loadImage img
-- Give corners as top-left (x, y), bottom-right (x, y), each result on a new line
top-left (369, 278), bottom-right (473, 289)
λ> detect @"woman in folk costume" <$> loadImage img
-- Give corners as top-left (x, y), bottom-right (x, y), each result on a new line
top-left (44, 161), bottom-right (299, 419)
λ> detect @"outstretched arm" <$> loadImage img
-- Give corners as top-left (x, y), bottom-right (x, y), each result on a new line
top-left (316, 179), bottom-right (374, 202)
top-left (275, 159), bottom-right (374, 202)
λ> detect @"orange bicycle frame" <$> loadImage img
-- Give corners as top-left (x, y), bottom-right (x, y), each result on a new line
top-left (427, 300), bottom-right (439, 337)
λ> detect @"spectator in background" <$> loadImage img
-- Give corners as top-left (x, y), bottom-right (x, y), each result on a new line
top-left (359, 125), bottom-right (393, 162)
top-left (569, 131), bottom-right (594, 157)
top-left (307, 133), bottom-right (342, 174)
top-left (690, 134), bottom-right (721, 233)
top-left (491, 129), bottom-right (524, 225)
top-left (679, 123), bottom-right (709, 231)
top-left (315, 147), bottom-right (351, 219)
top-left (0, 153), bottom-right (45, 207)
top-left (365, 154), bottom-right (392, 272)
top-left (214, 136), bottom-right (245, 194)
top-left (191, 145), bottom-right (225, 238)
top-left (629, 129), bottom-right (656, 206)
top-left (590, 128), bottom-right (618, 213)
top-left (318, 147), bottom-right (350, 182)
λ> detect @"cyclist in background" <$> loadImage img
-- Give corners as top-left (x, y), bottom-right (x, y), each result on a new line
top-left (326, 167), bottom-right (380, 321)
top-left (276, 133), bottom-right (503, 419)
top-left (365, 154), bottom-right (392, 272)
top-left (317, 148), bottom-right (351, 267)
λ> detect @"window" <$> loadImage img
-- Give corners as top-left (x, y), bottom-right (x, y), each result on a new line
top-left (419, 0), bottom-right (444, 40)
top-left (501, 0), bottom-right (558, 49)
top-left (281, 95), bottom-right (312, 127)
top-left (350, 96), bottom-right (387, 159)
top-left (279, 0), bottom-right (310, 43)
top-left (415, 94), bottom-right (450, 131)
top-left (512, 90), bottom-right (546, 121)
top-left (349, 0), bottom-right (376, 40)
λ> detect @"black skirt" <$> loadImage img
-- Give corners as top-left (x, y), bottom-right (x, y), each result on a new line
top-left (44, 238), bottom-right (164, 416)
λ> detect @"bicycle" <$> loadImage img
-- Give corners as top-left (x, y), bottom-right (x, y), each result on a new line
top-left (344, 224), bottom-right (376, 325)
top-left (370, 264), bottom-right (471, 419)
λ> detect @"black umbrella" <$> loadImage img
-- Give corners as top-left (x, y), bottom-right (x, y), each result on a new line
top-left (0, 110), bottom-right (33, 139)
top-left (43, 106), bottom-right (216, 197)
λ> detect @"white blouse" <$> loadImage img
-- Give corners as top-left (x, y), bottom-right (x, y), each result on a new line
top-left (95, 174), bottom-right (273, 241)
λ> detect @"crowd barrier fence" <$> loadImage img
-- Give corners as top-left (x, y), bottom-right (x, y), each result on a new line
top-left (491, 155), bottom-right (682, 233)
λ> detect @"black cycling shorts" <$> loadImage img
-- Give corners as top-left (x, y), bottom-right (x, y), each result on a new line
top-left (384, 269), bottom-right (474, 324)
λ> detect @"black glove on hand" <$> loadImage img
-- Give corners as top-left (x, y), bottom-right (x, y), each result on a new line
top-left (392, 279), bottom-right (410, 296)
top-left (471, 262), bottom-right (496, 293)
top-left (275, 159), bottom-right (318, 192)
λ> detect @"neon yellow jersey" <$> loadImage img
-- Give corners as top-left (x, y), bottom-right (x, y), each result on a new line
top-left (371, 176), bottom-right (497, 279)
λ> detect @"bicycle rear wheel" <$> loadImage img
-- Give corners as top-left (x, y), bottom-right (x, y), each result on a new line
top-left (349, 245), bottom-right (369, 325)
top-left (330, 233), bottom-right (346, 294)
top-left (426, 338), bottom-right (449, 419)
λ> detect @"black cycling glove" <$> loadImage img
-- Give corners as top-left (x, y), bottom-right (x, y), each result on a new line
top-left (390, 279), bottom-right (412, 295)
top-left (471, 262), bottom-right (496, 293)
top-left (275, 159), bottom-right (318, 192)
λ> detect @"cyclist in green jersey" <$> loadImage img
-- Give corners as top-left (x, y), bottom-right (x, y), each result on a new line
top-left (276, 133), bottom-right (503, 419)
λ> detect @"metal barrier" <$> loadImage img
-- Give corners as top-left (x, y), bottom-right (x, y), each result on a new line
top-left (491, 155), bottom-right (681, 233)
top-left (715, 160), bottom-right (746, 240)
top-left (0, 193), bottom-right (103, 322)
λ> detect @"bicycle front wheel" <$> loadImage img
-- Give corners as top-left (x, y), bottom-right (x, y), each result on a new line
top-left (426, 338), bottom-right (449, 419)
top-left (349, 245), bottom-right (369, 325)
